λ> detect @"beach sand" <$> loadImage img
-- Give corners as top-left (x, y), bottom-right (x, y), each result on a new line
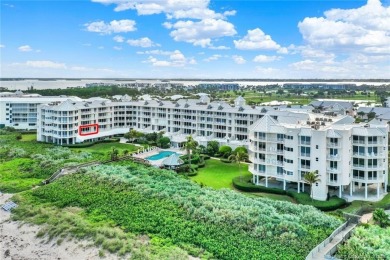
top-left (0, 193), bottom-right (120, 260)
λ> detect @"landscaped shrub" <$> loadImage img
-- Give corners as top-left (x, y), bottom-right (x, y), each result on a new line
top-left (180, 154), bottom-right (200, 164)
top-left (198, 161), bottom-right (206, 168)
top-left (233, 176), bottom-right (347, 211)
top-left (220, 159), bottom-right (232, 163)
top-left (286, 192), bottom-right (347, 211)
top-left (218, 146), bottom-right (232, 157)
top-left (233, 146), bottom-right (248, 154)
top-left (233, 175), bottom-right (286, 195)
top-left (64, 138), bottom-right (120, 148)
top-left (206, 141), bottom-right (219, 156)
top-left (200, 155), bottom-right (210, 160)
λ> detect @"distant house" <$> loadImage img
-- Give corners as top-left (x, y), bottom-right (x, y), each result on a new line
top-left (385, 97), bottom-right (390, 108)
top-left (309, 100), bottom-right (354, 115)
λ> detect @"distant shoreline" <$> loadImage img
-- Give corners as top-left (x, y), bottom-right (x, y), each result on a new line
top-left (1, 78), bottom-right (390, 82)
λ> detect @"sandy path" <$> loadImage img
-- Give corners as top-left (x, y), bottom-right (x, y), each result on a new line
top-left (0, 194), bottom-right (120, 260)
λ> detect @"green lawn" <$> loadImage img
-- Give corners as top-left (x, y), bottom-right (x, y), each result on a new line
top-left (20, 133), bottom-right (37, 142)
top-left (191, 159), bottom-right (249, 189)
top-left (70, 142), bottom-right (140, 160)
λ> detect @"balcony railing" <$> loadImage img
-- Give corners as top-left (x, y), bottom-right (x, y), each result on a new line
top-left (327, 142), bottom-right (339, 147)
top-left (352, 140), bottom-right (365, 144)
top-left (327, 154), bottom-right (340, 160)
top-left (300, 153), bottom-right (310, 157)
top-left (300, 141), bottom-right (311, 146)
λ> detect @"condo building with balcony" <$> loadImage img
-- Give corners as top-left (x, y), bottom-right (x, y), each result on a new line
top-left (36, 94), bottom-right (388, 201)
top-left (37, 96), bottom-right (265, 147)
top-left (248, 114), bottom-right (388, 201)
top-left (0, 91), bottom-right (82, 130)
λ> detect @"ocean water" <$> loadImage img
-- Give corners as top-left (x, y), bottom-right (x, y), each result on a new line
top-left (0, 79), bottom-right (387, 90)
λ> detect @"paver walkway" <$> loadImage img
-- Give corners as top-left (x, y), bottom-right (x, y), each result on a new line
top-left (309, 223), bottom-right (356, 260)
top-left (360, 213), bottom-right (373, 224)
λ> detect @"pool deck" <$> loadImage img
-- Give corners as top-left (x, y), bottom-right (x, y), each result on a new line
top-left (133, 148), bottom-right (184, 166)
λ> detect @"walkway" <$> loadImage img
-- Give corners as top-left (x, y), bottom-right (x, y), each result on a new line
top-left (307, 223), bottom-right (357, 260)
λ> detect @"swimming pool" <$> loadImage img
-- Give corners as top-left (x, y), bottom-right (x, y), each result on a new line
top-left (146, 151), bottom-right (179, 161)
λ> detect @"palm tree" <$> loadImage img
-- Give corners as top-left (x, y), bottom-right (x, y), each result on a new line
top-left (182, 135), bottom-right (198, 176)
top-left (228, 150), bottom-right (248, 182)
top-left (303, 170), bottom-right (321, 201)
top-left (111, 147), bottom-right (119, 161)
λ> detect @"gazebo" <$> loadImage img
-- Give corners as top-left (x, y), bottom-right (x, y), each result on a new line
top-left (162, 153), bottom-right (184, 170)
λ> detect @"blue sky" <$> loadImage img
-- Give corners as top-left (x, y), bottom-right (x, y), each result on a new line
top-left (1, 0), bottom-right (389, 78)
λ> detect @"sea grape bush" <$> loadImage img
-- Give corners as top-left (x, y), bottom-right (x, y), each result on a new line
top-left (24, 163), bottom-right (341, 259)
top-left (337, 224), bottom-right (390, 259)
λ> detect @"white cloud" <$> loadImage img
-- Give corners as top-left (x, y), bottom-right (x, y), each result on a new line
top-left (98, 46), bottom-right (104, 49)
top-left (209, 45), bottom-right (230, 50)
top-left (169, 19), bottom-right (236, 47)
top-left (85, 19), bottom-right (136, 34)
top-left (113, 46), bottom-right (122, 50)
top-left (0, 44), bottom-right (5, 48)
top-left (223, 10), bottom-right (236, 17)
top-left (127, 37), bottom-right (158, 48)
top-left (298, 0), bottom-right (390, 54)
top-left (234, 28), bottom-right (282, 51)
top-left (203, 54), bottom-right (222, 62)
top-left (136, 49), bottom-right (173, 55)
top-left (143, 50), bottom-right (196, 67)
top-left (113, 35), bottom-right (125, 42)
top-left (92, 0), bottom-right (235, 20)
top-left (18, 45), bottom-right (33, 52)
top-left (253, 55), bottom-right (281, 63)
top-left (232, 55), bottom-right (246, 64)
top-left (14, 60), bottom-right (67, 69)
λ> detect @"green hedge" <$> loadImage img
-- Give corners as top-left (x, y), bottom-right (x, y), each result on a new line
top-left (198, 162), bottom-right (206, 168)
top-left (63, 138), bottom-right (120, 148)
top-left (233, 175), bottom-right (346, 211)
top-left (233, 176), bottom-right (286, 195)
top-left (200, 155), bottom-right (211, 160)
top-left (286, 191), bottom-right (346, 211)
top-left (220, 159), bottom-right (232, 163)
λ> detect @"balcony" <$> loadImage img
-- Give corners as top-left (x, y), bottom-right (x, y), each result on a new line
top-left (352, 140), bottom-right (365, 145)
top-left (353, 163), bottom-right (365, 168)
top-left (300, 153), bottom-right (310, 158)
top-left (276, 160), bottom-right (284, 166)
top-left (327, 154), bottom-right (340, 160)
top-left (327, 167), bottom-right (339, 172)
top-left (300, 141), bottom-right (311, 146)
top-left (327, 179), bottom-right (339, 185)
top-left (327, 142), bottom-right (339, 147)
top-left (300, 165), bottom-right (310, 170)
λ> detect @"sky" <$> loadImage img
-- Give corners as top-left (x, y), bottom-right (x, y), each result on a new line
top-left (1, 0), bottom-right (390, 79)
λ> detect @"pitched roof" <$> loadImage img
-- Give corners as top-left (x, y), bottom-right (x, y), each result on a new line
top-left (162, 153), bottom-right (184, 166)
top-left (326, 129), bottom-right (341, 138)
top-left (249, 115), bottom-right (279, 132)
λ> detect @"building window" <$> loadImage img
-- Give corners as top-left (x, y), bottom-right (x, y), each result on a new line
top-left (330, 161), bottom-right (338, 169)
top-left (330, 173), bottom-right (338, 182)
top-left (300, 136), bottom-right (311, 145)
top-left (316, 157), bottom-right (319, 161)
top-left (258, 164), bottom-right (266, 173)
top-left (300, 146), bottom-right (311, 157)
top-left (329, 148), bottom-right (338, 156)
